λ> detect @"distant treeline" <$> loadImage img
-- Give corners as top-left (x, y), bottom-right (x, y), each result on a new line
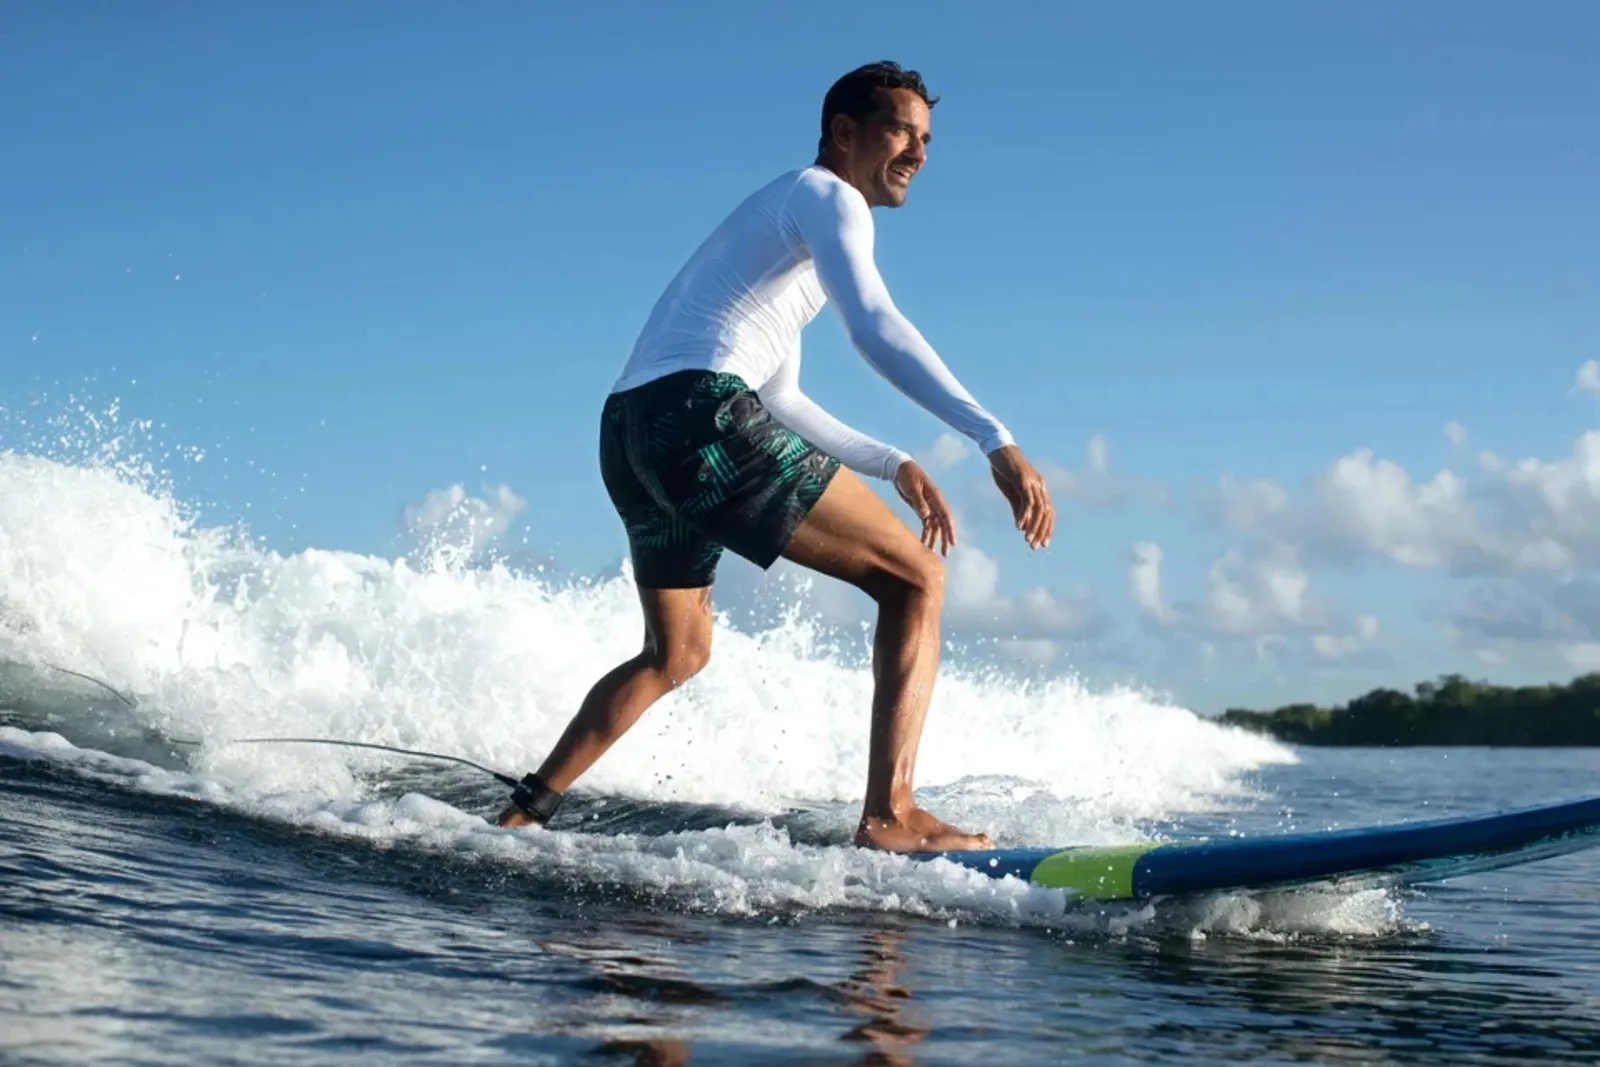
top-left (1218, 673), bottom-right (1600, 746)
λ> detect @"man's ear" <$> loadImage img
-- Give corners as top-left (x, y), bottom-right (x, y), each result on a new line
top-left (827, 113), bottom-right (856, 156)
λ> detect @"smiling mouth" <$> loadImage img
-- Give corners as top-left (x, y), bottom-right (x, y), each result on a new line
top-left (887, 162), bottom-right (917, 184)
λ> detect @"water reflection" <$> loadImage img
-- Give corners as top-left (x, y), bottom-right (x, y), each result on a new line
top-left (10, 733), bottom-right (1600, 1066)
top-left (835, 927), bottom-right (929, 1066)
top-left (525, 918), bottom-right (941, 1065)
top-left (534, 919), bottom-right (716, 1061)
top-left (592, 1038), bottom-right (694, 1066)
top-left (1076, 918), bottom-right (1600, 1062)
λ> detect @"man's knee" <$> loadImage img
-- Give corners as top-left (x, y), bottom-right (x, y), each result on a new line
top-left (868, 549), bottom-right (945, 609)
top-left (907, 551), bottom-right (945, 605)
top-left (648, 633), bottom-right (713, 685)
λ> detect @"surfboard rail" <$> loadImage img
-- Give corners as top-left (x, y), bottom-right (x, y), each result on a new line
top-left (917, 794), bottom-right (1600, 901)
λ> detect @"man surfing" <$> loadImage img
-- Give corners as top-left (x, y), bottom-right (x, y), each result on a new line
top-left (499, 61), bottom-right (1054, 852)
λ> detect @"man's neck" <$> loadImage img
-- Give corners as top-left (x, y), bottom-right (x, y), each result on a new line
top-left (812, 155), bottom-right (872, 206)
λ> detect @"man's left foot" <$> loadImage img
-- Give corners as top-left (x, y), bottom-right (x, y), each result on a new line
top-left (496, 805), bottom-right (537, 828)
top-left (495, 773), bottom-right (565, 828)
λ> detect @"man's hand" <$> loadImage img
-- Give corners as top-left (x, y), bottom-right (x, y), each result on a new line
top-left (893, 460), bottom-right (956, 555)
top-left (989, 444), bottom-right (1054, 549)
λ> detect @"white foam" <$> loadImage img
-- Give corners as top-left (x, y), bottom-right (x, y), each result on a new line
top-left (1, 726), bottom-right (1406, 940)
top-left (0, 435), bottom-right (1388, 937)
top-left (0, 446), bottom-right (1293, 824)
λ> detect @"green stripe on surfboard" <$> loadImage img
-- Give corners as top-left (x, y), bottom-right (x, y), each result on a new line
top-left (1029, 844), bottom-right (1162, 899)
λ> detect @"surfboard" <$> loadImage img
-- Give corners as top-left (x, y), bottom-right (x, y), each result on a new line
top-left (917, 794), bottom-right (1600, 901)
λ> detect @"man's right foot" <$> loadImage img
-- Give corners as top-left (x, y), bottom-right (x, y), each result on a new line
top-left (855, 808), bottom-right (994, 853)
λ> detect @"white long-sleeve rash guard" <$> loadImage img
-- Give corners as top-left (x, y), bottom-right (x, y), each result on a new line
top-left (610, 165), bottom-right (1014, 481)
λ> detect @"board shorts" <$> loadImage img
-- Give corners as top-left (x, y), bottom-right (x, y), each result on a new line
top-left (598, 370), bottom-right (841, 588)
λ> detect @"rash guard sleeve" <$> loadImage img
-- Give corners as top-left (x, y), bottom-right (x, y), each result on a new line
top-left (756, 343), bottom-right (913, 481)
top-left (783, 175), bottom-right (1016, 456)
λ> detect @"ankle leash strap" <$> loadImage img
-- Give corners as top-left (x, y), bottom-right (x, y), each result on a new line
top-left (510, 773), bottom-right (564, 824)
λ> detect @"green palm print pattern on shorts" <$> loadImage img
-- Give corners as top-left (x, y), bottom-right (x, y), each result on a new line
top-left (598, 370), bottom-right (840, 588)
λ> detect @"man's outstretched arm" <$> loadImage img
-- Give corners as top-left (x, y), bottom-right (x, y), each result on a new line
top-left (785, 177), bottom-right (1055, 549)
top-left (786, 178), bottom-right (1015, 456)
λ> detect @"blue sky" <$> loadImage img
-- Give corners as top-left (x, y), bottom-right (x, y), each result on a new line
top-left (5, 3), bottom-right (1600, 712)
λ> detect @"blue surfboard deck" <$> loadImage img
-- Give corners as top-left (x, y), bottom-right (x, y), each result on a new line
top-left (914, 794), bottom-right (1600, 901)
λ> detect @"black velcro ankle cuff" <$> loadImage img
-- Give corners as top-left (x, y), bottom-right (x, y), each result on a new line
top-left (510, 773), bottom-right (564, 824)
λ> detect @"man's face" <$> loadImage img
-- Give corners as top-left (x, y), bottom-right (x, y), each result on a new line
top-left (835, 88), bottom-right (931, 209)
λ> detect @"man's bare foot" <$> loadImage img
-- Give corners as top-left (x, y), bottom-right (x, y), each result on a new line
top-left (855, 807), bottom-right (994, 853)
top-left (496, 805), bottom-right (539, 828)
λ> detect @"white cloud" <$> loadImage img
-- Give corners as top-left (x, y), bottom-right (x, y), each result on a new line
top-left (917, 432), bottom-right (969, 474)
top-left (1575, 360), bottom-right (1600, 395)
top-left (402, 483), bottom-right (527, 563)
top-left (1310, 450), bottom-right (1478, 568)
top-left (1019, 584), bottom-right (1102, 634)
top-left (1040, 432), bottom-right (1163, 508)
top-left (946, 542), bottom-right (1001, 610)
top-left (1310, 614), bottom-right (1380, 662)
top-left (1564, 643), bottom-right (1600, 671)
top-left (1207, 475), bottom-right (1293, 540)
top-left (1128, 541), bottom-right (1177, 624)
top-left (1253, 634), bottom-right (1291, 662)
top-left (1206, 429), bottom-right (1600, 578)
top-left (1126, 539), bottom-right (1391, 673)
top-left (1475, 431), bottom-right (1600, 571)
top-left (1197, 549), bottom-right (1315, 635)
top-left (1444, 421), bottom-right (1468, 449)
top-left (1191, 416), bottom-right (1600, 674)
top-left (945, 543), bottom-right (1104, 639)
top-left (1129, 541), bottom-right (1320, 637)
top-left (1085, 432), bottom-right (1109, 474)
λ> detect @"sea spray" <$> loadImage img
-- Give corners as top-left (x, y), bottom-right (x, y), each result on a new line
top-left (2, 392), bottom-right (1295, 842)
top-left (1, 448), bottom-right (1292, 827)
top-left (0, 415), bottom-right (1394, 936)
top-left (2, 725), bottom-right (1404, 942)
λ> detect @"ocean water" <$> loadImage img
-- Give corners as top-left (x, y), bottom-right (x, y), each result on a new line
top-left (4, 448), bottom-right (1600, 1065)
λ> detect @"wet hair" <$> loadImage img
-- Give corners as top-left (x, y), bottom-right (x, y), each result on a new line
top-left (817, 61), bottom-right (938, 156)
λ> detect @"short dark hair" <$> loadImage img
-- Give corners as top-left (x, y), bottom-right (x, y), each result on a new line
top-left (817, 61), bottom-right (938, 156)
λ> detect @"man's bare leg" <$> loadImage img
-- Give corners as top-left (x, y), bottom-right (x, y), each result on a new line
top-left (497, 585), bottom-right (713, 827)
top-left (782, 469), bottom-right (993, 853)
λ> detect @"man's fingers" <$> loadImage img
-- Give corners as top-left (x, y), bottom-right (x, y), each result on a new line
top-left (924, 488), bottom-right (954, 555)
top-left (939, 507), bottom-right (955, 554)
top-left (1023, 482), bottom-right (1051, 548)
top-left (911, 490), bottom-right (938, 552)
top-left (991, 453), bottom-right (1058, 550)
top-left (900, 465), bottom-right (958, 555)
